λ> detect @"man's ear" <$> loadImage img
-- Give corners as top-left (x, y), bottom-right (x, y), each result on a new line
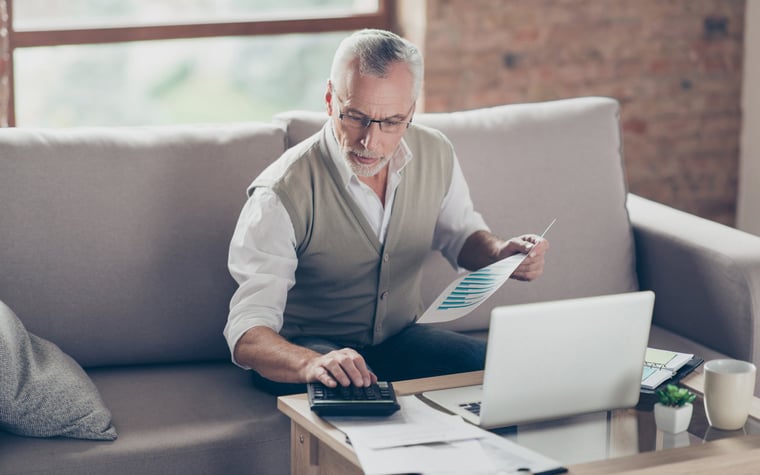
top-left (325, 80), bottom-right (334, 116)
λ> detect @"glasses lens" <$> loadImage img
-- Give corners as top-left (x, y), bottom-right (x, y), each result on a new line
top-left (380, 121), bottom-right (405, 133)
top-left (340, 112), bottom-right (407, 133)
top-left (343, 115), bottom-right (367, 129)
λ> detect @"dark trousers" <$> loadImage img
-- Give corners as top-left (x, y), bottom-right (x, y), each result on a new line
top-left (251, 324), bottom-right (486, 395)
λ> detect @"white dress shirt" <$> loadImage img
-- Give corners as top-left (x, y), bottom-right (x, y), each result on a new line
top-left (224, 123), bottom-right (488, 367)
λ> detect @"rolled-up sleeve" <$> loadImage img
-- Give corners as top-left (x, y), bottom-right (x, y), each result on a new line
top-left (224, 187), bottom-right (298, 369)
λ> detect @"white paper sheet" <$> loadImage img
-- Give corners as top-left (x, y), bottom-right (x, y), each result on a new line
top-left (417, 253), bottom-right (526, 324)
top-left (356, 438), bottom-right (497, 475)
top-left (325, 396), bottom-right (493, 474)
top-left (469, 430), bottom-right (569, 474)
top-left (325, 395), bottom-right (486, 449)
top-left (418, 218), bottom-right (556, 324)
top-left (325, 396), bottom-right (565, 475)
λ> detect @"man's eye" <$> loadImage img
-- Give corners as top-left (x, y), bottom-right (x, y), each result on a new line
top-left (384, 120), bottom-right (402, 127)
top-left (347, 115), bottom-right (367, 124)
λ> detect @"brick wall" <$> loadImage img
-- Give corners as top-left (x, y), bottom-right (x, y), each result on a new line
top-left (400, 0), bottom-right (745, 226)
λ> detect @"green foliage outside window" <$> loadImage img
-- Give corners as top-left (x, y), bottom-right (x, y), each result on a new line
top-left (13, 0), bottom-right (373, 126)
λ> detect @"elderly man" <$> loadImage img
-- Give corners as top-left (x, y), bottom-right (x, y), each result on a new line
top-left (224, 29), bottom-right (549, 395)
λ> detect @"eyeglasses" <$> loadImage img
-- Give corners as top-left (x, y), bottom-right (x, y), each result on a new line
top-left (335, 98), bottom-right (413, 134)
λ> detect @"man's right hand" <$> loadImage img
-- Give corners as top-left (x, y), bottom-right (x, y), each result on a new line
top-left (233, 326), bottom-right (377, 387)
top-left (303, 348), bottom-right (378, 388)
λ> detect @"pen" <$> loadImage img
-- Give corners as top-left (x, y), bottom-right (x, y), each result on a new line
top-left (534, 468), bottom-right (568, 475)
top-left (540, 218), bottom-right (557, 239)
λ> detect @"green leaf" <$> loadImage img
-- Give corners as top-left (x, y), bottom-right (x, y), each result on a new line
top-left (654, 384), bottom-right (696, 407)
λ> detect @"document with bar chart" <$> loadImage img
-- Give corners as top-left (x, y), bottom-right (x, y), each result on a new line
top-left (417, 219), bottom-right (555, 325)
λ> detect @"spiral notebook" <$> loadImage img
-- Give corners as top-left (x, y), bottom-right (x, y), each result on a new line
top-left (641, 347), bottom-right (702, 391)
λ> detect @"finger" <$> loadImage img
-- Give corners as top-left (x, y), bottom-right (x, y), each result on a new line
top-left (500, 239), bottom-right (532, 258)
top-left (321, 349), bottom-right (371, 387)
top-left (515, 265), bottom-right (544, 281)
top-left (336, 349), bottom-right (372, 386)
top-left (521, 254), bottom-right (545, 271)
top-left (534, 238), bottom-right (549, 251)
top-left (315, 367), bottom-right (338, 387)
top-left (521, 233), bottom-right (544, 243)
top-left (526, 238), bottom-right (549, 258)
top-left (321, 358), bottom-right (352, 387)
top-left (512, 270), bottom-right (539, 282)
top-left (521, 235), bottom-right (547, 251)
top-left (512, 257), bottom-right (545, 281)
top-left (352, 355), bottom-right (374, 386)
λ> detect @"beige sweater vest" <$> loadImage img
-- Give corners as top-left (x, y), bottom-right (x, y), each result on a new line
top-left (252, 124), bottom-right (454, 347)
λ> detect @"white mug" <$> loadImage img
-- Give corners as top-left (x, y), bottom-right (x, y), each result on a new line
top-left (703, 359), bottom-right (756, 430)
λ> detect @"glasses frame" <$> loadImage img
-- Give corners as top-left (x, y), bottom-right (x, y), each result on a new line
top-left (334, 96), bottom-right (414, 134)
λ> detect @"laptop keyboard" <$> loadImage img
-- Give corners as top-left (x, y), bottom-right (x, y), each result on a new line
top-left (459, 401), bottom-right (482, 416)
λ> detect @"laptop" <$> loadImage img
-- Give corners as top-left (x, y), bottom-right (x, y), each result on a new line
top-left (422, 291), bottom-right (655, 428)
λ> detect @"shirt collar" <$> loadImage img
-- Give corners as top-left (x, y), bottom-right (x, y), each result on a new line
top-left (325, 121), bottom-right (413, 188)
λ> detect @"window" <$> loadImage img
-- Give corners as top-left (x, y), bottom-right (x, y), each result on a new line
top-left (4, 0), bottom-right (393, 126)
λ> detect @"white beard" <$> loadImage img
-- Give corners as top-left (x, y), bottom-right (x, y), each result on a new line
top-left (343, 148), bottom-right (391, 177)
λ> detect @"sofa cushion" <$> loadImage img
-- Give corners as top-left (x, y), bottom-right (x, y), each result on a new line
top-left (0, 300), bottom-right (116, 440)
top-left (275, 98), bottom-right (639, 331)
top-left (0, 363), bottom-right (290, 475)
top-left (0, 123), bottom-right (286, 367)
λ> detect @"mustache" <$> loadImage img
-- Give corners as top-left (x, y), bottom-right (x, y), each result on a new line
top-left (347, 148), bottom-right (384, 160)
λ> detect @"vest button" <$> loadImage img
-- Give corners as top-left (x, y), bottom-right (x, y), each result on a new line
top-left (380, 291), bottom-right (389, 300)
top-left (383, 254), bottom-right (390, 263)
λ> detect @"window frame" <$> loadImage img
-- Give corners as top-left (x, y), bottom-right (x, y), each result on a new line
top-left (4, 0), bottom-right (395, 126)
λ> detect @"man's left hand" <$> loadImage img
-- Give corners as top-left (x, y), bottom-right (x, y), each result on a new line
top-left (499, 235), bottom-right (549, 281)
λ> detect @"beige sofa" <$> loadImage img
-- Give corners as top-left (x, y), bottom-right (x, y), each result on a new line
top-left (1, 97), bottom-right (759, 474)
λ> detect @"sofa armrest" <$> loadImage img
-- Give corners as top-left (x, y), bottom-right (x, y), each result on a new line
top-left (627, 193), bottom-right (760, 363)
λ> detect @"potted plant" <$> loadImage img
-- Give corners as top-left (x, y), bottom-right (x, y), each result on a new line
top-left (654, 384), bottom-right (697, 433)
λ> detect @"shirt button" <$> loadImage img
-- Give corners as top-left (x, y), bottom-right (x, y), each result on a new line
top-left (383, 254), bottom-right (390, 263)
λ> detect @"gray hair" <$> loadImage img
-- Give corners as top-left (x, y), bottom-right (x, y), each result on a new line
top-left (330, 29), bottom-right (423, 101)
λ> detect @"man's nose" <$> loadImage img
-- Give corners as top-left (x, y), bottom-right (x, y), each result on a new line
top-left (359, 122), bottom-right (381, 151)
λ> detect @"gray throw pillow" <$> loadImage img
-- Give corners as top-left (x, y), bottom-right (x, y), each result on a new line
top-left (0, 300), bottom-right (117, 440)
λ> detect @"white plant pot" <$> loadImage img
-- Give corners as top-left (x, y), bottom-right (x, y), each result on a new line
top-left (654, 402), bottom-right (693, 434)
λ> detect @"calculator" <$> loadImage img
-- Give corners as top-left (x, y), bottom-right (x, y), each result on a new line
top-left (307, 381), bottom-right (401, 416)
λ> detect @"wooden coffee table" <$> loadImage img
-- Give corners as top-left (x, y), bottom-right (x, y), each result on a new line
top-left (278, 371), bottom-right (760, 474)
